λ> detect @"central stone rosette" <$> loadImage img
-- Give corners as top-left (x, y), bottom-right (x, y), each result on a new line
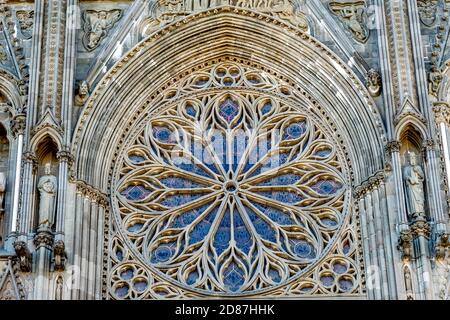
top-left (113, 89), bottom-right (348, 295)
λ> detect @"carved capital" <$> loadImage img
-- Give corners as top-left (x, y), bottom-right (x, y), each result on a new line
top-left (410, 219), bottom-right (432, 239)
top-left (385, 140), bottom-right (401, 155)
top-left (433, 102), bottom-right (450, 125)
top-left (13, 241), bottom-right (32, 272)
top-left (33, 230), bottom-right (54, 249)
top-left (11, 113), bottom-right (26, 137)
top-left (56, 149), bottom-right (74, 165)
top-left (53, 240), bottom-right (67, 272)
top-left (422, 139), bottom-right (436, 152)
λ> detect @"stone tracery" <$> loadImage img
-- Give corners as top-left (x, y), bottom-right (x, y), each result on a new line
top-left (109, 61), bottom-right (359, 298)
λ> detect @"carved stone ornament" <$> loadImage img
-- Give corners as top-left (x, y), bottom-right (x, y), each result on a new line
top-left (366, 69), bottom-right (382, 97)
top-left (74, 81), bottom-right (90, 107)
top-left (82, 10), bottom-right (123, 51)
top-left (0, 44), bottom-right (7, 64)
top-left (11, 113), bottom-right (26, 137)
top-left (53, 240), bottom-right (67, 272)
top-left (16, 11), bottom-right (34, 39)
top-left (417, 0), bottom-right (439, 27)
top-left (429, 66), bottom-right (443, 96)
top-left (434, 233), bottom-right (449, 260)
top-left (13, 241), bottom-right (32, 272)
top-left (142, 0), bottom-right (309, 36)
top-left (328, 0), bottom-right (369, 43)
top-left (398, 230), bottom-right (414, 262)
top-left (33, 230), bottom-right (54, 249)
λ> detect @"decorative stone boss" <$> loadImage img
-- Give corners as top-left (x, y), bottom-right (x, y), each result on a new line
top-left (37, 163), bottom-right (57, 231)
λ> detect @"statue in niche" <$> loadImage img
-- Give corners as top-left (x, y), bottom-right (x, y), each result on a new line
top-left (403, 152), bottom-right (426, 220)
top-left (0, 172), bottom-right (6, 213)
top-left (74, 81), bottom-right (90, 107)
top-left (82, 10), bottom-right (123, 51)
top-left (328, 1), bottom-right (369, 43)
top-left (37, 163), bottom-right (57, 230)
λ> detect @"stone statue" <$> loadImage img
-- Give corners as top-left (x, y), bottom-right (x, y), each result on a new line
top-left (403, 153), bottom-right (426, 220)
top-left (37, 163), bottom-right (57, 230)
top-left (366, 69), bottom-right (382, 97)
top-left (74, 81), bottom-right (90, 106)
top-left (429, 66), bottom-right (443, 96)
top-left (0, 172), bottom-right (6, 213)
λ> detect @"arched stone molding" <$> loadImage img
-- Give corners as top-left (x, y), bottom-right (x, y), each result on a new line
top-left (72, 7), bottom-right (387, 193)
top-left (0, 70), bottom-right (26, 116)
top-left (438, 60), bottom-right (450, 104)
top-left (29, 131), bottom-right (63, 158)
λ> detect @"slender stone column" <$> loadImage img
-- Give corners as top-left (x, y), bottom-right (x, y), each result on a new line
top-left (10, 114), bottom-right (26, 236)
top-left (79, 192), bottom-right (92, 299)
top-left (358, 197), bottom-right (374, 300)
top-left (378, 180), bottom-right (398, 299)
top-left (95, 204), bottom-right (105, 300)
top-left (87, 198), bottom-right (98, 300)
top-left (33, 232), bottom-right (53, 300)
top-left (71, 185), bottom-right (84, 300)
top-left (371, 182), bottom-right (390, 299)
top-left (18, 152), bottom-right (37, 240)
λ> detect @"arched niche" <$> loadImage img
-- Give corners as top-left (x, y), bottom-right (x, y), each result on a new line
top-left (400, 125), bottom-right (424, 165)
top-left (71, 8), bottom-right (387, 299)
top-left (0, 123), bottom-right (9, 247)
top-left (33, 136), bottom-right (59, 232)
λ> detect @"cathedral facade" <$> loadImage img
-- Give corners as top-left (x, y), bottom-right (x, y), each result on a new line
top-left (0, 0), bottom-right (449, 300)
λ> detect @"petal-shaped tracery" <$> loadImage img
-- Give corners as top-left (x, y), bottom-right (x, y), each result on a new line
top-left (112, 62), bottom-right (350, 296)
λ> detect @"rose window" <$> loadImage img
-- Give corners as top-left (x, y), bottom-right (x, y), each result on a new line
top-left (112, 64), bottom-right (350, 296)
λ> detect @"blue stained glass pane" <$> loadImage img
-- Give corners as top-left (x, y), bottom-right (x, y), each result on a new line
top-left (190, 141), bottom-right (221, 175)
top-left (133, 279), bottom-right (148, 292)
top-left (246, 208), bottom-right (276, 243)
top-left (315, 148), bottom-right (332, 158)
top-left (153, 126), bottom-right (175, 143)
top-left (186, 105), bottom-right (197, 116)
top-left (116, 248), bottom-right (124, 261)
top-left (151, 242), bottom-right (176, 263)
top-left (258, 174), bottom-right (302, 186)
top-left (283, 122), bottom-right (306, 140)
top-left (320, 275), bottom-right (334, 287)
top-left (127, 223), bottom-right (144, 233)
top-left (120, 268), bottom-right (134, 280)
top-left (176, 162), bottom-right (211, 178)
top-left (261, 102), bottom-right (272, 114)
top-left (189, 209), bottom-right (218, 245)
top-left (256, 191), bottom-right (303, 204)
top-left (213, 211), bottom-right (231, 256)
top-left (171, 204), bottom-right (209, 229)
top-left (187, 271), bottom-right (199, 285)
top-left (121, 185), bottom-right (151, 201)
top-left (115, 285), bottom-right (129, 298)
top-left (290, 239), bottom-right (316, 259)
top-left (160, 177), bottom-right (204, 189)
top-left (339, 278), bottom-right (353, 291)
top-left (312, 180), bottom-right (343, 195)
top-left (321, 217), bottom-right (338, 227)
top-left (234, 212), bottom-right (252, 255)
top-left (223, 263), bottom-right (245, 292)
top-left (129, 155), bottom-right (145, 164)
top-left (219, 98), bottom-right (239, 123)
top-left (161, 194), bottom-right (203, 208)
top-left (333, 262), bottom-right (347, 274)
top-left (269, 269), bottom-right (281, 283)
top-left (254, 203), bottom-right (294, 225)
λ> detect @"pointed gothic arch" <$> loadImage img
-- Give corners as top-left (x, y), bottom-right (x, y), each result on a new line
top-left (70, 7), bottom-right (387, 299)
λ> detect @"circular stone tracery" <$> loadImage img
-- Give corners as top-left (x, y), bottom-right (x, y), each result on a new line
top-left (112, 63), bottom-right (350, 296)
